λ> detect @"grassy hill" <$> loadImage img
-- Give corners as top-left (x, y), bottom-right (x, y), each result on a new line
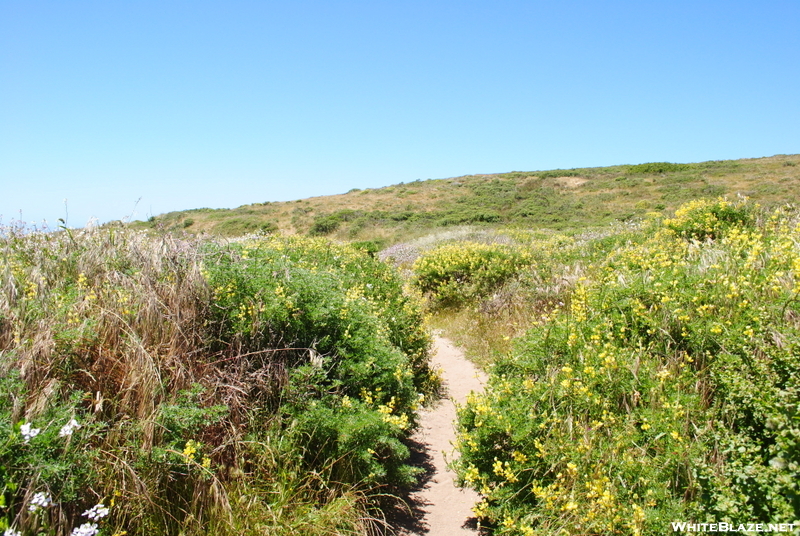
top-left (133, 154), bottom-right (800, 243)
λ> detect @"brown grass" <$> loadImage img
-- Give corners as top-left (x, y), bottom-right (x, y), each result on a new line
top-left (0, 227), bottom-right (384, 535)
top-left (132, 154), bottom-right (800, 243)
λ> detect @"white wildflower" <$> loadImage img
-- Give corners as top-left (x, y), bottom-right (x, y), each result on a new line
top-left (70, 523), bottom-right (99, 536)
top-left (59, 418), bottom-right (81, 437)
top-left (28, 491), bottom-right (52, 512)
top-left (20, 422), bottom-right (40, 443)
top-left (82, 503), bottom-right (109, 520)
top-left (4, 528), bottom-right (22, 536)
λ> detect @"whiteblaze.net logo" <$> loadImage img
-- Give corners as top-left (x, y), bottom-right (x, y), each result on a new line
top-left (671, 522), bottom-right (797, 533)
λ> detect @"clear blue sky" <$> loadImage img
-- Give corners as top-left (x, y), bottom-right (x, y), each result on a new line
top-left (2, 1), bottom-right (798, 227)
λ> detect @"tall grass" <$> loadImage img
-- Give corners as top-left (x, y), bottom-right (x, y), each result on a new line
top-left (0, 224), bottom-right (435, 535)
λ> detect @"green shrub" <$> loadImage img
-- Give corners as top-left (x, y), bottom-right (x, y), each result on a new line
top-left (0, 226), bottom-right (436, 534)
top-left (536, 170), bottom-right (581, 180)
top-left (453, 200), bottom-right (800, 534)
top-left (290, 400), bottom-right (417, 486)
top-left (412, 242), bottom-right (533, 306)
top-left (628, 162), bottom-right (692, 174)
top-left (259, 221), bottom-right (279, 234)
top-left (309, 210), bottom-right (366, 236)
top-left (350, 240), bottom-right (384, 257)
top-left (309, 214), bottom-right (341, 235)
top-left (203, 236), bottom-right (436, 486)
top-left (213, 217), bottom-right (263, 236)
top-left (437, 209), bottom-right (503, 226)
top-left (663, 197), bottom-right (754, 240)
top-left (0, 374), bottom-right (103, 534)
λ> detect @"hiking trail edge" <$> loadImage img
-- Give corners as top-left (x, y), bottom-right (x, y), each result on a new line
top-left (398, 335), bottom-right (487, 536)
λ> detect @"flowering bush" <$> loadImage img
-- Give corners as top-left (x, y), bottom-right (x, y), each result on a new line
top-left (0, 227), bottom-right (436, 534)
top-left (203, 236), bottom-right (436, 486)
top-left (663, 197), bottom-right (754, 240)
top-left (0, 390), bottom-right (109, 535)
top-left (453, 200), bottom-right (800, 534)
top-left (412, 242), bottom-right (534, 306)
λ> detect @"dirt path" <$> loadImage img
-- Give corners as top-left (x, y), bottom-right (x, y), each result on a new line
top-left (396, 336), bottom-right (487, 535)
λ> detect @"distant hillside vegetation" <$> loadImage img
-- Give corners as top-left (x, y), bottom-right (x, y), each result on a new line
top-left (131, 154), bottom-right (800, 242)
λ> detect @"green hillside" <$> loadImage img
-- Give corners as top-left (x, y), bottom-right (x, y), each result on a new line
top-left (133, 154), bottom-right (800, 243)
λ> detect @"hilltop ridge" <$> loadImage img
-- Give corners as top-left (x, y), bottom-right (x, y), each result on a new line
top-left (133, 154), bottom-right (800, 243)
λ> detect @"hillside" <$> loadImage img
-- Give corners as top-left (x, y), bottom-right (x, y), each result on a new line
top-left (133, 154), bottom-right (800, 242)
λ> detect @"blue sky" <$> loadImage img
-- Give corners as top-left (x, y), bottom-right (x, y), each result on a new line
top-left (2, 1), bottom-right (798, 227)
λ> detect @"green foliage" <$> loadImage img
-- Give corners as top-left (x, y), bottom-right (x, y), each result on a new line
top-left (663, 197), bottom-right (754, 240)
top-left (437, 210), bottom-right (502, 225)
top-left (350, 239), bottom-right (384, 256)
top-left (310, 214), bottom-right (342, 235)
top-left (535, 170), bottom-right (582, 180)
top-left (309, 210), bottom-right (365, 236)
top-left (289, 399), bottom-right (417, 486)
top-left (259, 221), bottom-right (279, 234)
top-left (0, 226), bottom-right (435, 534)
top-left (452, 200), bottom-right (800, 534)
top-left (203, 235), bottom-right (435, 487)
top-left (157, 384), bottom-right (228, 446)
top-left (213, 217), bottom-right (265, 236)
top-left (412, 242), bottom-right (534, 307)
top-left (0, 373), bottom-right (101, 533)
top-left (629, 162), bottom-right (692, 174)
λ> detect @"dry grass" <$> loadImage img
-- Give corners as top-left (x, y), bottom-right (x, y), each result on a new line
top-left (132, 154), bottom-right (800, 243)
top-left (0, 225), bottom-right (399, 535)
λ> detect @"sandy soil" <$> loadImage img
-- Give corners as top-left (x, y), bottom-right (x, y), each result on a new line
top-left (395, 336), bottom-right (487, 536)
top-left (554, 176), bottom-right (589, 188)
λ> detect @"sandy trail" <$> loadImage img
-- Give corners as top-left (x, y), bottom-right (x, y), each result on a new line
top-left (397, 336), bottom-right (487, 536)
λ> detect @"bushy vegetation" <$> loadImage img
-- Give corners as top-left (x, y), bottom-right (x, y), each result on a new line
top-left (663, 197), bottom-right (754, 240)
top-left (438, 199), bottom-right (800, 534)
top-left (412, 242), bottom-right (533, 307)
top-left (0, 226), bottom-right (436, 535)
top-left (8, 154), bottom-right (800, 536)
top-left (628, 162), bottom-right (692, 174)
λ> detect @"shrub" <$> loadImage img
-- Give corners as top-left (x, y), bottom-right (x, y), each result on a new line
top-left (350, 240), bottom-right (383, 257)
top-left (437, 210), bottom-right (503, 226)
top-left (309, 214), bottom-right (341, 236)
top-left (453, 200), bottom-right (800, 534)
top-left (663, 197), bottom-right (754, 240)
top-left (259, 221), bottom-right (279, 234)
top-left (628, 162), bottom-right (692, 174)
top-left (412, 242), bottom-right (533, 306)
top-left (213, 217), bottom-right (263, 236)
top-left (0, 226), bottom-right (436, 534)
top-left (535, 170), bottom-right (581, 180)
top-left (309, 210), bottom-right (366, 236)
top-left (0, 375), bottom-right (105, 534)
top-left (203, 236), bottom-right (436, 486)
